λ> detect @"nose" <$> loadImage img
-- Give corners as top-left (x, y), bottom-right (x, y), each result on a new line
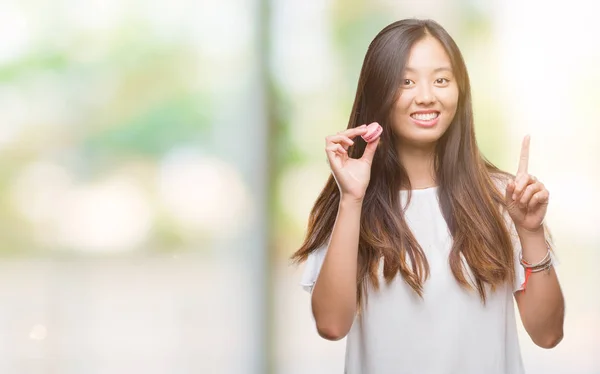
top-left (415, 85), bottom-right (436, 105)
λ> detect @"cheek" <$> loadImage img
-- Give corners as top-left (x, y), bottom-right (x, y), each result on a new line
top-left (439, 88), bottom-right (459, 113)
top-left (396, 93), bottom-right (411, 110)
top-left (391, 96), bottom-right (412, 132)
top-left (395, 93), bottom-right (414, 114)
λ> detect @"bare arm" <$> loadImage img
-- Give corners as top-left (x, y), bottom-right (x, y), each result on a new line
top-left (508, 135), bottom-right (565, 348)
top-left (514, 227), bottom-right (565, 348)
top-left (311, 197), bottom-right (362, 340)
top-left (311, 123), bottom-right (380, 340)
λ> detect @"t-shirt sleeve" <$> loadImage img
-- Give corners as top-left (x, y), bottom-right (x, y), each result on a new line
top-left (299, 244), bottom-right (328, 293)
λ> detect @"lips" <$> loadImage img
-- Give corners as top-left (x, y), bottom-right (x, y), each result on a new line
top-left (410, 111), bottom-right (439, 121)
top-left (409, 110), bottom-right (440, 128)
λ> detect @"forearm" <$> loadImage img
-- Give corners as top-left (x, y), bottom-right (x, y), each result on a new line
top-left (311, 197), bottom-right (362, 340)
top-left (515, 226), bottom-right (565, 348)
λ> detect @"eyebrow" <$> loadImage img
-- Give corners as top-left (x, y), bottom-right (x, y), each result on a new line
top-left (404, 66), bottom-right (453, 74)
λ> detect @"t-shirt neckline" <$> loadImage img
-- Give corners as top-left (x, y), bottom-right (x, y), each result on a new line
top-left (399, 186), bottom-right (439, 193)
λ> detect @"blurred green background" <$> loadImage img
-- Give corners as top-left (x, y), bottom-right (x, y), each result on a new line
top-left (0, 0), bottom-right (598, 373)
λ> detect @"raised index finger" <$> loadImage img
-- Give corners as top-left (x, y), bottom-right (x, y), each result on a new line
top-left (517, 135), bottom-right (531, 175)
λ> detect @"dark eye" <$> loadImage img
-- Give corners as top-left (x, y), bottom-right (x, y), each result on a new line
top-left (402, 79), bottom-right (415, 86)
top-left (435, 78), bottom-right (449, 84)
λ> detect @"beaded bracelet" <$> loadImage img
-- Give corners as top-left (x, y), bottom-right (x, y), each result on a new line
top-left (518, 242), bottom-right (553, 291)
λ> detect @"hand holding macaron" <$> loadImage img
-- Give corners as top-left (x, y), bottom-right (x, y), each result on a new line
top-left (325, 122), bottom-right (382, 202)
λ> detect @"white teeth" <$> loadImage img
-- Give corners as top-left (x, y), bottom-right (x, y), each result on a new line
top-left (411, 112), bottom-right (439, 121)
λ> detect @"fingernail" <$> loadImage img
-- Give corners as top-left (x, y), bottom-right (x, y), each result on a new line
top-left (512, 194), bottom-right (516, 200)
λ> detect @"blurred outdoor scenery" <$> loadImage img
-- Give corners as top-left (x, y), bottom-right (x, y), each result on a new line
top-left (0, 0), bottom-right (598, 373)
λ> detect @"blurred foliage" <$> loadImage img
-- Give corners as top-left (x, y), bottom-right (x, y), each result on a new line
top-left (84, 93), bottom-right (211, 159)
top-left (0, 16), bottom-right (213, 256)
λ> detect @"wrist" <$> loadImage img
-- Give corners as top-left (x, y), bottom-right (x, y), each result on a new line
top-left (515, 224), bottom-right (545, 239)
top-left (339, 195), bottom-right (364, 208)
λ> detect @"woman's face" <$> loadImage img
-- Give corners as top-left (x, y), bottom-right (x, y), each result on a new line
top-left (391, 35), bottom-right (459, 148)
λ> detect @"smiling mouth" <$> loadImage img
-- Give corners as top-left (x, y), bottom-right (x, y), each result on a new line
top-left (410, 112), bottom-right (440, 120)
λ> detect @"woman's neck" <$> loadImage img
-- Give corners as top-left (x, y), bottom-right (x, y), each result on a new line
top-left (397, 142), bottom-right (437, 190)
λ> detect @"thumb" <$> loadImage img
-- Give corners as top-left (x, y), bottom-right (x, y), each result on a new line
top-left (361, 136), bottom-right (380, 165)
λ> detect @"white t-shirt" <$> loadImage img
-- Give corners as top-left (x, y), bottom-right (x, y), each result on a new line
top-left (301, 186), bottom-right (533, 374)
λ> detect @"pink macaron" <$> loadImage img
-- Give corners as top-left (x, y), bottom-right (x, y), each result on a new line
top-left (361, 123), bottom-right (383, 143)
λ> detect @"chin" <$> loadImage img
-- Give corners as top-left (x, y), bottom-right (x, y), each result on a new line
top-left (400, 131), bottom-right (447, 147)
